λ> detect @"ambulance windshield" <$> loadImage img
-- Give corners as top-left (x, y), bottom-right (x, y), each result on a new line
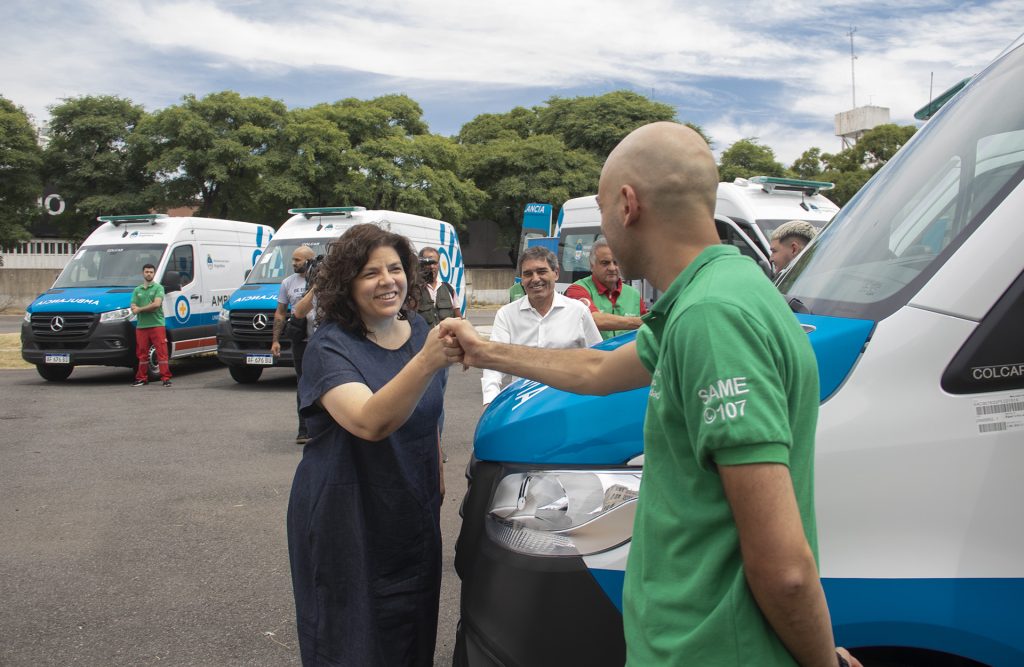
top-left (778, 42), bottom-right (1024, 321)
top-left (53, 244), bottom-right (167, 288)
top-left (245, 238), bottom-right (332, 284)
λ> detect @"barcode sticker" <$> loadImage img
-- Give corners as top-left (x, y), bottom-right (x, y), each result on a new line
top-left (974, 394), bottom-right (1024, 435)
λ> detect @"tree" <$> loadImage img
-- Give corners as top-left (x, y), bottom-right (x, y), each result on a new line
top-left (0, 97), bottom-right (43, 246)
top-left (463, 134), bottom-right (601, 262)
top-left (790, 147), bottom-right (824, 180)
top-left (457, 107), bottom-right (536, 144)
top-left (857, 123), bottom-right (917, 168)
top-left (133, 91), bottom-right (287, 222)
top-left (535, 91), bottom-right (677, 157)
top-left (42, 95), bottom-right (152, 240)
top-left (352, 133), bottom-right (485, 227)
top-left (816, 124), bottom-right (918, 206)
top-left (718, 138), bottom-right (786, 182)
top-left (256, 104), bottom-right (360, 220)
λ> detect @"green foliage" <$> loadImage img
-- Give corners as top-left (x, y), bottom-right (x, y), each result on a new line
top-left (352, 133), bottom-right (484, 228)
top-left (0, 97), bottom-right (43, 246)
top-left (457, 107), bottom-right (536, 144)
top-left (535, 91), bottom-right (677, 157)
top-left (464, 134), bottom-right (601, 261)
top-left (790, 147), bottom-right (824, 180)
top-left (718, 138), bottom-right (786, 182)
top-left (133, 91), bottom-right (287, 222)
top-left (42, 95), bottom-right (151, 240)
top-left (802, 124), bottom-right (918, 206)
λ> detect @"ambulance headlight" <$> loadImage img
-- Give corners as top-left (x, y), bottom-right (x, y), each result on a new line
top-left (23, 310), bottom-right (31, 323)
top-left (486, 470), bottom-right (641, 557)
top-left (99, 308), bottom-right (134, 323)
top-left (218, 308), bottom-right (230, 322)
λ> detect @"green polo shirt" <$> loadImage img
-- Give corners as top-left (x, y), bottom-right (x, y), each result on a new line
top-left (131, 282), bottom-right (166, 329)
top-left (624, 245), bottom-right (820, 666)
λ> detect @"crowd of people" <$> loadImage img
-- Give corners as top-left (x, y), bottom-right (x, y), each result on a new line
top-left (129, 119), bottom-right (848, 666)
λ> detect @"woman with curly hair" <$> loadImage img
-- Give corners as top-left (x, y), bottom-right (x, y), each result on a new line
top-left (286, 222), bottom-right (450, 666)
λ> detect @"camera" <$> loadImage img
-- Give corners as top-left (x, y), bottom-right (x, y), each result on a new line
top-left (303, 255), bottom-right (324, 283)
top-left (418, 256), bottom-right (437, 282)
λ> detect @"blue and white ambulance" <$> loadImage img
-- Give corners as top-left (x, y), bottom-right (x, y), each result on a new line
top-left (21, 214), bottom-right (272, 381)
top-left (216, 206), bottom-right (466, 383)
top-left (453, 34), bottom-right (1024, 667)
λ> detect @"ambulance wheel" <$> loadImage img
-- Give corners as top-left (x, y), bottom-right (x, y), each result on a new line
top-left (36, 364), bottom-right (73, 382)
top-left (229, 365), bottom-right (263, 384)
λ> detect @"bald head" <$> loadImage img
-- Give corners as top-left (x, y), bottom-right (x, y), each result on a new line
top-left (601, 122), bottom-right (719, 227)
top-left (292, 245), bottom-right (316, 273)
top-left (596, 122), bottom-right (722, 288)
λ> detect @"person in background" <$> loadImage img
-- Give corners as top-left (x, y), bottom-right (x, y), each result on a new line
top-left (272, 245), bottom-right (316, 444)
top-left (130, 263), bottom-right (172, 387)
top-left (414, 246), bottom-right (463, 326)
top-left (565, 237), bottom-right (647, 339)
top-left (480, 246), bottom-right (601, 405)
top-left (441, 122), bottom-right (860, 667)
top-left (287, 223), bottom-right (449, 666)
top-left (769, 219), bottom-right (818, 273)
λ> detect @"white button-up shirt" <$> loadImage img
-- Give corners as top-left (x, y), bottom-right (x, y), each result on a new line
top-left (481, 292), bottom-right (602, 404)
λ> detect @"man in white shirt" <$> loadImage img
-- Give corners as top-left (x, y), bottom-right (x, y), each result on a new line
top-left (481, 246), bottom-right (602, 405)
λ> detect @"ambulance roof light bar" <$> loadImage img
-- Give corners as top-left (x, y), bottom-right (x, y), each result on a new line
top-left (748, 176), bottom-right (835, 195)
top-left (288, 206), bottom-right (367, 218)
top-left (97, 214), bottom-right (168, 226)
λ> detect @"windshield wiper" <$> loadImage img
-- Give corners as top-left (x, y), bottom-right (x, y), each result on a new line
top-left (788, 297), bottom-right (812, 314)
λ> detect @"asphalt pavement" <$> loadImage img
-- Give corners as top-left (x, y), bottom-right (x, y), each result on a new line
top-left (0, 314), bottom-right (497, 666)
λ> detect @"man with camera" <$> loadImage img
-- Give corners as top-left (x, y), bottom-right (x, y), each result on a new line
top-left (272, 245), bottom-right (317, 445)
top-left (414, 246), bottom-right (463, 326)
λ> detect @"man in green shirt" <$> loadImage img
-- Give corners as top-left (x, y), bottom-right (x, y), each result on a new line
top-left (564, 237), bottom-right (647, 339)
top-left (130, 263), bottom-right (172, 387)
top-left (440, 122), bottom-right (859, 667)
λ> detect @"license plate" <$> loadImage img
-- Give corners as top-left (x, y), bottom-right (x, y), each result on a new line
top-left (45, 353), bottom-right (70, 364)
top-left (246, 354), bottom-right (274, 366)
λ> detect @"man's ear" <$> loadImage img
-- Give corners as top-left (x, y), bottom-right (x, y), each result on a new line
top-left (789, 240), bottom-right (803, 255)
top-left (621, 184), bottom-right (640, 228)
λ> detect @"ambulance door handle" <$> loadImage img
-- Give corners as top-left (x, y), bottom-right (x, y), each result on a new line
top-left (190, 295), bottom-right (201, 301)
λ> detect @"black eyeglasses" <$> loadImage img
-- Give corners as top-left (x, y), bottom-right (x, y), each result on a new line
top-left (421, 259), bottom-right (438, 265)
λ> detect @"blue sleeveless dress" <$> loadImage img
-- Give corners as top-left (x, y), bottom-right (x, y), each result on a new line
top-left (287, 315), bottom-right (443, 666)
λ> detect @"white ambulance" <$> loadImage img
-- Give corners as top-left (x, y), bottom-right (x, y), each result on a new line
top-left (454, 34), bottom-right (1024, 667)
top-left (554, 193), bottom-right (772, 298)
top-left (716, 176), bottom-right (840, 259)
top-left (21, 214), bottom-right (272, 381)
top-left (216, 206), bottom-right (466, 383)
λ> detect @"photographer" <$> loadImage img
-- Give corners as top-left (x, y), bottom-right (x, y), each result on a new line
top-left (272, 245), bottom-right (317, 445)
top-left (413, 246), bottom-right (463, 326)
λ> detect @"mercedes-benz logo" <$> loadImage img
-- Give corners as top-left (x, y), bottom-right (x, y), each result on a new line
top-left (252, 313), bottom-right (269, 330)
top-left (50, 316), bottom-right (65, 332)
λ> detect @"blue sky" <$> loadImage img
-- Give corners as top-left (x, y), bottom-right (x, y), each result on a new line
top-left (2, 0), bottom-right (1020, 163)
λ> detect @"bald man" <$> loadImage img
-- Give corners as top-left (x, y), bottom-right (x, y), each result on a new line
top-left (273, 245), bottom-right (317, 444)
top-left (441, 122), bottom-right (859, 667)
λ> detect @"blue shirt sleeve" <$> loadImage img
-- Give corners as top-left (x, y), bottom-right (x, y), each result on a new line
top-left (298, 324), bottom-right (366, 414)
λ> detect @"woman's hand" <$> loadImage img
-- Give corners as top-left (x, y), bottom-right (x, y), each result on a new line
top-left (418, 320), bottom-right (453, 372)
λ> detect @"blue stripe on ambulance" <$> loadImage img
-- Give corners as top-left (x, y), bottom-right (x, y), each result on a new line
top-left (824, 578), bottom-right (1024, 664)
top-left (29, 288), bottom-right (131, 313)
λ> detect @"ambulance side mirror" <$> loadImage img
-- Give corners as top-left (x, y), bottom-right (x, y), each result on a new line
top-left (162, 270), bottom-right (182, 293)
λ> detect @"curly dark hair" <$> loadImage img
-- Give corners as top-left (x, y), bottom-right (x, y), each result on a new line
top-left (312, 223), bottom-right (423, 337)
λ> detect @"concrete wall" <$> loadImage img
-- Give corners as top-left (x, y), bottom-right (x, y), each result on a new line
top-left (0, 269), bottom-right (60, 311)
top-left (465, 268), bottom-right (516, 306)
top-left (0, 267), bottom-right (517, 311)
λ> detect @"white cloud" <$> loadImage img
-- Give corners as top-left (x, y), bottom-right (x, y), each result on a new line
top-left (1, 0), bottom-right (1020, 162)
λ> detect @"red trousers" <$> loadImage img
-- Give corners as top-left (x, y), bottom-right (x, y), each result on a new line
top-left (135, 326), bottom-right (171, 382)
